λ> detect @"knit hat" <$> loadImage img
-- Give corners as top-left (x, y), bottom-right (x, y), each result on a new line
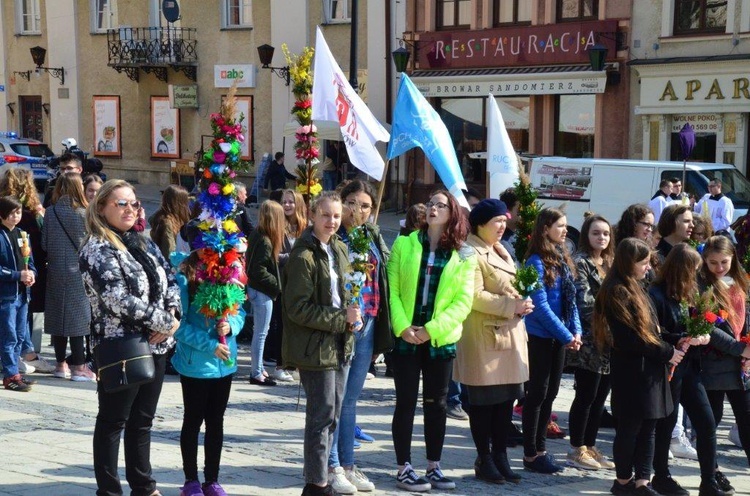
top-left (469, 199), bottom-right (510, 227)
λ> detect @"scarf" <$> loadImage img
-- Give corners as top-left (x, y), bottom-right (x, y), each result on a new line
top-left (558, 246), bottom-right (576, 325)
top-left (119, 230), bottom-right (161, 303)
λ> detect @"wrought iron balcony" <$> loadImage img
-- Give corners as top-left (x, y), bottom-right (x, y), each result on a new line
top-left (107, 26), bottom-right (198, 82)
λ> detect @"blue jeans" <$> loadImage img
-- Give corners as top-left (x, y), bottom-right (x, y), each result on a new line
top-left (249, 288), bottom-right (273, 379)
top-left (0, 297), bottom-right (29, 378)
top-left (328, 316), bottom-right (375, 468)
top-left (448, 378), bottom-right (462, 407)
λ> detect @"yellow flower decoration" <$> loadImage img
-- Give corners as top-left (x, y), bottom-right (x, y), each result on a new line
top-left (223, 219), bottom-right (239, 233)
top-left (222, 183), bottom-right (234, 195)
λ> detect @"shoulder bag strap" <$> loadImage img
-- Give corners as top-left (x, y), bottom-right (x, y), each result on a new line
top-left (52, 205), bottom-right (81, 252)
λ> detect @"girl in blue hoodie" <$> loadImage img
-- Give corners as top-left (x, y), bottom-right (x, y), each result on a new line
top-left (171, 251), bottom-right (245, 496)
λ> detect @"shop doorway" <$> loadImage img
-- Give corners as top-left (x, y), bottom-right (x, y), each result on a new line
top-left (670, 131), bottom-right (716, 163)
top-left (19, 96), bottom-right (43, 141)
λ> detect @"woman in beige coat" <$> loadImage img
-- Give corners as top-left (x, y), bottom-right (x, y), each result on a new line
top-left (455, 199), bottom-right (533, 485)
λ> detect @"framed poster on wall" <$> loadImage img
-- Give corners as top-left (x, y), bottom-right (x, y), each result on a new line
top-left (151, 96), bottom-right (180, 159)
top-left (93, 96), bottom-right (121, 157)
top-left (222, 94), bottom-right (253, 161)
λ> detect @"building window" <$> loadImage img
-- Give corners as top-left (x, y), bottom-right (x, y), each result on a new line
top-left (673, 0), bottom-right (727, 35)
top-left (16, 0), bottom-right (41, 35)
top-left (556, 0), bottom-right (598, 22)
top-left (555, 94), bottom-right (595, 158)
top-left (91, 0), bottom-right (117, 33)
top-left (222, 0), bottom-right (252, 28)
top-left (323, 0), bottom-right (350, 23)
top-left (436, 0), bottom-right (472, 30)
top-left (493, 0), bottom-right (531, 26)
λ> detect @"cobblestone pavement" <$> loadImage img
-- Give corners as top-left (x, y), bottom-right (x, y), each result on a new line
top-left (1, 345), bottom-right (748, 495)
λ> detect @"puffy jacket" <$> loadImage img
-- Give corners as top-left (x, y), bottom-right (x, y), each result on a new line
top-left (281, 227), bottom-right (353, 371)
top-left (523, 254), bottom-right (581, 344)
top-left (387, 231), bottom-right (476, 347)
top-left (170, 256), bottom-right (245, 379)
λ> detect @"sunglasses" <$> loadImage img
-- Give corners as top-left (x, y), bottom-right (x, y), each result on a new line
top-left (113, 200), bottom-right (141, 210)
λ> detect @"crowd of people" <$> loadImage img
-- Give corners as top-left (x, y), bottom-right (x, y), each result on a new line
top-left (0, 153), bottom-right (749, 496)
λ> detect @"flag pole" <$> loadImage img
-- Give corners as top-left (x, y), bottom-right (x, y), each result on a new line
top-left (373, 159), bottom-right (390, 224)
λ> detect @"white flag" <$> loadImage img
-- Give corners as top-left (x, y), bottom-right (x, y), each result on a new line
top-left (486, 93), bottom-right (520, 197)
top-left (312, 26), bottom-right (390, 180)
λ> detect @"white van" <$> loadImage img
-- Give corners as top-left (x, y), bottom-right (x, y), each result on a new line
top-left (501, 157), bottom-right (750, 245)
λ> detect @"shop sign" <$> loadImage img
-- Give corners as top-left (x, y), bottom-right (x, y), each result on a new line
top-left (168, 84), bottom-right (198, 108)
top-left (416, 20), bottom-right (618, 69)
top-left (640, 74), bottom-right (750, 110)
top-left (414, 75), bottom-right (605, 97)
top-left (670, 114), bottom-right (720, 133)
top-left (214, 64), bottom-right (256, 88)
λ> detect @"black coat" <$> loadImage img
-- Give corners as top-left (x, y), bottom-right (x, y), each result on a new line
top-left (607, 286), bottom-right (675, 420)
top-left (649, 283), bottom-right (702, 380)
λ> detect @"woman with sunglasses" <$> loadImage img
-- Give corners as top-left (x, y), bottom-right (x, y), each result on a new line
top-left (387, 190), bottom-right (476, 492)
top-left (80, 180), bottom-right (181, 496)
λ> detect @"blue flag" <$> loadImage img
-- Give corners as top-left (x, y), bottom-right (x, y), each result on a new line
top-left (387, 75), bottom-right (469, 208)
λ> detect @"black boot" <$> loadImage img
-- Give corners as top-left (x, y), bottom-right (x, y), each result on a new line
top-left (699, 478), bottom-right (733, 496)
top-left (474, 453), bottom-right (505, 484)
top-left (493, 450), bottom-right (522, 483)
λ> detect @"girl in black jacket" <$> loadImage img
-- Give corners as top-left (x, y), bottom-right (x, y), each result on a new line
top-left (593, 238), bottom-right (682, 496)
top-left (649, 244), bottom-right (732, 496)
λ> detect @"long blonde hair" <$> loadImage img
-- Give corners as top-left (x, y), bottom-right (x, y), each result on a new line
top-left (52, 173), bottom-right (88, 209)
top-left (84, 179), bottom-right (135, 251)
top-left (282, 189), bottom-right (307, 238)
top-left (0, 168), bottom-right (42, 213)
top-left (258, 200), bottom-right (285, 260)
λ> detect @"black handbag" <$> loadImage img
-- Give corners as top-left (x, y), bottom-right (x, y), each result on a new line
top-left (94, 333), bottom-right (155, 393)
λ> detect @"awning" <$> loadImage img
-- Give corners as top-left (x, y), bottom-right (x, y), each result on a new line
top-left (410, 64), bottom-right (609, 97)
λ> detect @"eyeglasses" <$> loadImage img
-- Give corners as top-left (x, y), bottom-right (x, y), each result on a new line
top-left (112, 200), bottom-right (141, 210)
top-left (345, 200), bottom-right (372, 211)
top-left (637, 221), bottom-right (655, 231)
top-left (426, 201), bottom-right (449, 210)
top-left (60, 165), bottom-right (80, 173)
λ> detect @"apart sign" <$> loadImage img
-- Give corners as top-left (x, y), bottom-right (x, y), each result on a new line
top-left (214, 64), bottom-right (256, 88)
top-left (168, 84), bottom-right (198, 108)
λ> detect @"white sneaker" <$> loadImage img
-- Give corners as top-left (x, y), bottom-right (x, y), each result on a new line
top-left (345, 465), bottom-right (375, 492)
top-left (365, 372), bottom-right (374, 380)
top-left (272, 368), bottom-right (295, 382)
top-left (729, 424), bottom-right (742, 447)
top-left (329, 466), bottom-right (357, 495)
top-left (24, 356), bottom-right (55, 373)
top-left (18, 360), bottom-right (35, 374)
top-left (670, 433), bottom-right (698, 460)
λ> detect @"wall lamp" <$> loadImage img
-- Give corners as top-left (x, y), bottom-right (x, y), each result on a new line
top-left (588, 31), bottom-right (628, 72)
top-left (13, 71), bottom-right (31, 81)
top-left (29, 46), bottom-right (65, 85)
top-left (42, 103), bottom-right (50, 115)
top-left (256, 44), bottom-right (290, 86)
top-left (6, 103), bottom-right (15, 116)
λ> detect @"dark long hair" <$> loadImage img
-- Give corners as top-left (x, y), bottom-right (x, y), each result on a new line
top-left (423, 189), bottom-right (468, 252)
top-left (525, 207), bottom-right (576, 286)
top-left (615, 203), bottom-right (652, 244)
top-left (578, 213), bottom-right (615, 271)
top-left (593, 238), bottom-right (658, 350)
top-left (651, 243), bottom-right (701, 302)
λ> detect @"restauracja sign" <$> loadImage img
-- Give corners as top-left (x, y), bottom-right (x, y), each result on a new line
top-left (416, 20), bottom-right (618, 69)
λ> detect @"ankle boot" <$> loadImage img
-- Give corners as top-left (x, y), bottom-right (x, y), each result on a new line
top-left (474, 453), bottom-right (505, 484)
top-left (493, 450), bottom-right (522, 483)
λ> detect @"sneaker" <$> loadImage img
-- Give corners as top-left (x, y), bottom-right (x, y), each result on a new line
top-left (71, 366), bottom-right (97, 382)
top-left (651, 475), bottom-right (690, 496)
top-left (201, 482), bottom-right (227, 496)
top-left (566, 446), bottom-right (601, 470)
top-left (670, 433), bottom-right (698, 460)
top-left (546, 421), bottom-right (567, 439)
top-left (611, 479), bottom-right (635, 496)
top-left (20, 375), bottom-right (36, 386)
top-left (633, 484), bottom-right (660, 496)
top-left (354, 425), bottom-right (374, 443)
top-left (3, 374), bottom-right (31, 392)
top-left (53, 363), bottom-right (71, 379)
top-left (728, 424), bottom-right (741, 448)
top-left (24, 356), bottom-right (55, 373)
top-left (523, 453), bottom-right (563, 474)
top-left (345, 465), bottom-right (375, 492)
top-left (698, 478), bottom-right (733, 496)
top-left (396, 463), bottom-right (431, 492)
top-left (446, 403), bottom-right (469, 420)
top-left (328, 466), bottom-right (357, 495)
top-left (513, 405), bottom-right (523, 419)
top-left (588, 446), bottom-right (616, 469)
top-left (425, 466), bottom-right (456, 490)
top-left (272, 368), bottom-right (295, 382)
top-left (180, 480), bottom-right (204, 496)
top-left (365, 372), bottom-right (374, 380)
top-left (714, 471), bottom-right (735, 494)
top-left (18, 360), bottom-right (35, 374)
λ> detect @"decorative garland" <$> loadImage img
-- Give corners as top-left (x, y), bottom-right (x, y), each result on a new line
top-left (193, 86), bottom-right (250, 351)
top-left (513, 161), bottom-right (541, 263)
top-left (282, 44), bottom-right (322, 199)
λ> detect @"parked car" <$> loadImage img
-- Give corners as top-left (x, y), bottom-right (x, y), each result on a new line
top-left (0, 132), bottom-right (55, 190)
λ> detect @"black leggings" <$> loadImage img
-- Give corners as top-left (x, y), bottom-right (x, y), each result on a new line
top-left (569, 369), bottom-right (611, 448)
top-left (391, 344), bottom-right (453, 465)
top-left (614, 415), bottom-right (657, 481)
top-left (654, 364), bottom-right (717, 481)
top-left (179, 374), bottom-right (233, 483)
top-left (468, 400), bottom-right (514, 456)
top-left (522, 335), bottom-right (566, 457)
top-left (52, 335), bottom-right (86, 366)
top-left (263, 298), bottom-right (283, 366)
top-left (707, 389), bottom-right (750, 466)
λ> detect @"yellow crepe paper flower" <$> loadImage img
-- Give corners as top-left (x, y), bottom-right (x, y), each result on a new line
top-left (223, 219), bottom-right (239, 233)
top-left (222, 183), bottom-right (235, 195)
